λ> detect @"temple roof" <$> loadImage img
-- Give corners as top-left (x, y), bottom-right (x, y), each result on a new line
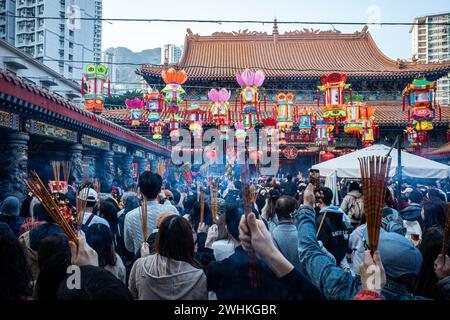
top-left (137, 26), bottom-right (450, 81)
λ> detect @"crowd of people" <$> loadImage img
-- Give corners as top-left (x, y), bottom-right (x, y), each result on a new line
top-left (0, 169), bottom-right (449, 301)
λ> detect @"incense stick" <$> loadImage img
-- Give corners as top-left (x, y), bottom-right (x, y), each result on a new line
top-left (200, 188), bottom-right (206, 225)
top-left (358, 155), bottom-right (391, 255)
top-left (26, 171), bottom-right (78, 244)
top-left (62, 161), bottom-right (71, 184)
top-left (140, 195), bottom-right (148, 242)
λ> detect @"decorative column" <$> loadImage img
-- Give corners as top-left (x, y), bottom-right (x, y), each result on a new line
top-left (135, 157), bottom-right (147, 176)
top-left (122, 154), bottom-right (134, 190)
top-left (95, 151), bottom-right (114, 193)
top-left (0, 133), bottom-right (30, 202)
top-left (68, 144), bottom-right (83, 187)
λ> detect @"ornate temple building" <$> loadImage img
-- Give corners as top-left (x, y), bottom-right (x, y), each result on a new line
top-left (102, 24), bottom-right (450, 173)
top-left (0, 69), bottom-right (170, 201)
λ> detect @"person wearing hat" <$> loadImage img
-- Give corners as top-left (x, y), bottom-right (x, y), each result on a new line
top-left (295, 184), bottom-right (427, 300)
top-left (79, 188), bottom-right (110, 230)
top-left (0, 196), bottom-right (24, 237)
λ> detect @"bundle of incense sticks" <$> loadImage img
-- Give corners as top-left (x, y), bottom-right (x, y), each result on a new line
top-left (241, 161), bottom-right (259, 289)
top-left (442, 203), bottom-right (450, 255)
top-left (51, 161), bottom-right (61, 193)
top-left (358, 155), bottom-right (391, 255)
top-left (210, 179), bottom-right (219, 224)
top-left (75, 187), bottom-right (89, 233)
top-left (140, 195), bottom-right (148, 242)
top-left (62, 161), bottom-right (71, 184)
top-left (199, 187), bottom-right (206, 225)
top-left (196, 181), bottom-right (201, 202)
top-left (26, 171), bottom-right (78, 244)
top-left (250, 183), bottom-right (258, 204)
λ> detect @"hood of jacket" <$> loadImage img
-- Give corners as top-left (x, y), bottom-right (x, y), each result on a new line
top-left (139, 254), bottom-right (206, 300)
top-left (400, 204), bottom-right (422, 221)
top-left (319, 205), bottom-right (344, 215)
top-left (346, 190), bottom-right (362, 198)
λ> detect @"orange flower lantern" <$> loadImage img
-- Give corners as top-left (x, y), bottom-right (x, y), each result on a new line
top-left (161, 68), bottom-right (187, 113)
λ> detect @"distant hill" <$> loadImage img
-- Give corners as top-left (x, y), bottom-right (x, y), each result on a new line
top-left (105, 47), bottom-right (161, 91)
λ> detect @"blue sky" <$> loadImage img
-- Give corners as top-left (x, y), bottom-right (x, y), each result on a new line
top-left (102, 0), bottom-right (449, 60)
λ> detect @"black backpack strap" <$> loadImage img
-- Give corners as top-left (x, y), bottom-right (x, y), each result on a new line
top-left (85, 213), bottom-right (95, 226)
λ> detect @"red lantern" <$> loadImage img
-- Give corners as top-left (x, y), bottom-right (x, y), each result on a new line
top-left (322, 152), bottom-right (335, 161)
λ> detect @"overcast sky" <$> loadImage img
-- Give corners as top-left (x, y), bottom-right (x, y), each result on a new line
top-left (102, 0), bottom-right (449, 60)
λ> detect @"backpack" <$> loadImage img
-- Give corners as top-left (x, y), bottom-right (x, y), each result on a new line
top-left (347, 195), bottom-right (364, 221)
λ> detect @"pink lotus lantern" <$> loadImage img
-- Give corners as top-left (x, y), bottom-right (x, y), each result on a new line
top-left (236, 69), bottom-right (265, 129)
top-left (126, 98), bottom-right (145, 126)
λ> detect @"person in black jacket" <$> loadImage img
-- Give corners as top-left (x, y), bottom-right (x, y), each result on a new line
top-left (283, 174), bottom-right (297, 197)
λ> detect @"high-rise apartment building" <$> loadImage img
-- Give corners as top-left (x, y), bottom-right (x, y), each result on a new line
top-left (410, 12), bottom-right (450, 105)
top-left (161, 44), bottom-right (182, 65)
top-left (0, 0), bottom-right (102, 81)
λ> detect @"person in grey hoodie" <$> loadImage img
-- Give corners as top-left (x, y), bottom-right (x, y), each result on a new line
top-left (128, 215), bottom-right (207, 300)
top-left (340, 182), bottom-right (364, 227)
top-left (271, 196), bottom-right (301, 270)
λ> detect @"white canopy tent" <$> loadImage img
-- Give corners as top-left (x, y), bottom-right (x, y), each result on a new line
top-left (311, 144), bottom-right (450, 205)
top-left (312, 144), bottom-right (450, 179)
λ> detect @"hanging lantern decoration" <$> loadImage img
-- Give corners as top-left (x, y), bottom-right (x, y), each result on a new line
top-left (236, 69), bottom-right (265, 129)
top-left (402, 78), bottom-right (439, 145)
top-left (208, 88), bottom-right (231, 140)
top-left (186, 104), bottom-right (206, 137)
top-left (143, 88), bottom-right (162, 123)
top-left (298, 107), bottom-right (314, 135)
top-left (161, 67), bottom-right (187, 113)
top-left (167, 115), bottom-right (184, 139)
top-left (404, 126), bottom-right (421, 150)
top-left (315, 120), bottom-right (334, 147)
top-left (235, 123), bottom-right (247, 140)
top-left (152, 122), bottom-right (164, 140)
top-left (360, 104), bottom-right (377, 148)
top-left (262, 118), bottom-right (277, 143)
top-left (275, 92), bottom-right (295, 131)
top-left (322, 152), bottom-right (335, 161)
top-left (344, 94), bottom-right (364, 136)
top-left (125, 98), bottom-right (144, 126)
top-left (317, 73), bottom-right (349, 133)
top-left (81, 63), bottom-right (110, 113)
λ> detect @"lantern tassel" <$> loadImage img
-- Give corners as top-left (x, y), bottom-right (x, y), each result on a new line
top-left (81, 77), bottom-right (85, 96)
top-left (264, 94), bottom-right (267, 113)
top-left (402, 94), bottom-right (405, 112)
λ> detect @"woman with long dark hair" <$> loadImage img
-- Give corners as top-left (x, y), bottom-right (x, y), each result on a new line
top-left (0, 222), bottom-right (32, 300)
top-left (261, 189), bottom-right (280, 231)
top-left (128, 215), bottom-right (207, 300)
top-left (415, 227), bottom-right (450, 299)
top-left (421, 200), bottom-right (447, 233)
top-left (86, 223), bottom-right (126, 283)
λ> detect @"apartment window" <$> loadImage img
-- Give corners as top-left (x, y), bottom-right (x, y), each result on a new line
top-left (69, 30), bottom-right (74, 37)
top-left (37, 5), bottom-right (44, 15)
top-left (36, 44), bottom-right (43, 55)
top-left (60, 40), bottom-right (64, 47)
top-left (68, 54), bottom-right (73, 61)
top-left (37, 31), bottom-right (43, 42)
top-left (68, 66), bottom-right (73, 73)
top-left (38, 18), bottom-right (44, 28)
top-left (69, 42), bottom-right (73, 49)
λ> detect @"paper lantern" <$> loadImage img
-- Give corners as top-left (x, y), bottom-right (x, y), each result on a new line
top-left (236, 69), bottom-right (265, 129)
top-left (298, 108), bottom-right (314, 134)
top-left (317, 73), bottom-right (349, 133)
top-left (235, 123), bottom-right (247, 140)
top-left (143, 88), bottom-right (162, 122)
top-left (186, 104), bottom-right (206, 137)
top-left (125, 98), bottom-right (144, 126)
top-left (81, 63), bottom-right (110, 112)
top-left (208, 88), bottom-right (231, 140)
top-left (322, 152), bottom-right (335, 161)
top-left (360, 104), bottom-right (377, 147)
top-left (262, 118), bottom-right (277, 142)
top-left (161, 68), bottom-right (187, 113)
top-left (275, 92), bottom-right (294, 130)
top-left (403, 78), bottom-right (439, 141)
top-left (344, 95), bottom-right (364, 135)
top-left (404, 126), bottom-right (421, 150)
top-left (152, 122), bottom-right (163, 140)
top-left (315, 120), bottom-right (334, 147)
